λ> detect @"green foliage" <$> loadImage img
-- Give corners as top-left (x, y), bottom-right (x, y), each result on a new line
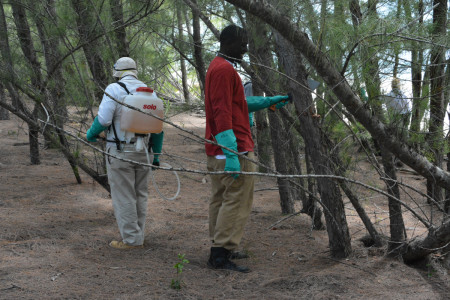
top-left (170, 253), bottom-right (189, 290)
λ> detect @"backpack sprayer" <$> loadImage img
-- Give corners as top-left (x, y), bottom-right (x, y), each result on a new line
top-left (120, 87), bottom-right (180, 200)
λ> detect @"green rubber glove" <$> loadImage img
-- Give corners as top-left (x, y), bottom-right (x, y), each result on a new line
top-left (149, 131), bottom-right (164, 167)
top-left (246, 95), bottom-right (290, 112)
top-left (215, 129), bottom-right (240, 179)
top-left (86, 116), bottom-right (108, 142)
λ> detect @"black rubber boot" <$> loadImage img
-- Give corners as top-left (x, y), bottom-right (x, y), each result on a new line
top-left (207, 247), bottom-right (250, 273)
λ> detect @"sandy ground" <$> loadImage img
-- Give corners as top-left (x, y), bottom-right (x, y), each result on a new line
top-left (0, 111), bottom-right (449, 299)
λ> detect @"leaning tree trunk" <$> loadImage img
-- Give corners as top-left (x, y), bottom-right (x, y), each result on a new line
top-left (402, 218), bottom-right (450, 263)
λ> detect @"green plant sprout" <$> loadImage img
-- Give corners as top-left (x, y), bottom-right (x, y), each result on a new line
top-left (170, 253), bottom-right (189, 290)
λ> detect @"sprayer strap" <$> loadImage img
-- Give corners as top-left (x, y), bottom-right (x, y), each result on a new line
top-left (108, 81), bottom-right (132, 150)
top-left (116, 81), bottom-right (131, 95)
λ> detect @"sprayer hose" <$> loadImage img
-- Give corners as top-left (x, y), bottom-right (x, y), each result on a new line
top-left (144, 144), bottom-right (180, 201)
top-left (150, 162), bottom-right (181, 201)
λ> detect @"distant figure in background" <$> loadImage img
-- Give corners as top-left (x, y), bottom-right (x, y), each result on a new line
top-left (385, 78), bottom-right (411, 140)
top-left (385, 78), bottom-right (410, 167)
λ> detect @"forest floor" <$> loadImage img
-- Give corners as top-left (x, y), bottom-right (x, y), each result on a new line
top-left (0, 110), bottom-right (449, 299)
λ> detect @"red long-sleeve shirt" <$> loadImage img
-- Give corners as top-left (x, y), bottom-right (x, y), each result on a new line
top-left (204, 56), bottom-right (254, 156)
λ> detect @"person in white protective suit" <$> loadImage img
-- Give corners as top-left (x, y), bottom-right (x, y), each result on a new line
top-left (86, 57), bottom-right (164, 249)
top-left (385, 77), bottom-right (411, 138)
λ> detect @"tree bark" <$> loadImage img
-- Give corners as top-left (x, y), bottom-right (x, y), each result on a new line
top-left (110, 0), bottom-right (130, 57)
top-left (190, 0), bottom-right (206, 96)
top-left (71, 0), bottom-right (108, 99)
top-left (407, 0), bottom-right (424, 149)
top-left (402, 218), bottom-right (450, 263)
top-left (268, 110), bottom-right (294, 214)
top-left (304, 150), bottom-right (324, 230)
top-left (176, 2), bottom-right (190, 103)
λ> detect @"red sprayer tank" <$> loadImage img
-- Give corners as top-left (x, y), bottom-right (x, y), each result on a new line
top-left (120, 87), bottom-right (164, 134)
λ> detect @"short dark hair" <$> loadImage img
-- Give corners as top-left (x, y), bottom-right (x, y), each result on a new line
top-left (219, 25), bottom-right (246, 44)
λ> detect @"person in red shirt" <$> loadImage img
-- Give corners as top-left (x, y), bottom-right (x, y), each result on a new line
top-left (205, 25), bottom-right (290, 272)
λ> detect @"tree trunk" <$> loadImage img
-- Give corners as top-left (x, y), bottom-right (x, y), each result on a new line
top-left (0, 83), bottom-right (9, 120)
top-left (445, 63), bottom-right (450, 215)
top-left (407, 0), bottom-right (424, 150)
top-left (190, 0), bottom-right (205, 96)
top-left (110, 0), bottom-right (130, 57)
top-left (246, 13), bottom-right (273, 173)
top-left (11, 0), bottom-right (41, 165)
top-left (402, 218), bottom-right (450, 263)
top-left (281, 105), bottom-right (380, 239)
top-left (71, 0), bottom-right (108, 98)
top-left (304, 150), bottom-right (324, 230)
top-left (34, 0), bottom-right (67, 129)
top-left (426, 0), bottom-right (447, 211)
top-left (350, 0), bottom-right (406, 250)
top-left (245, 10), bottom-right (295, 214)
top-left (283, 115), bottom-right (306, 204)
top-left (176, 2), bottom-right (190, 103)
top-left (275, 32), bottom-right (351, 258)
top-left (268, 110), bottom-right (294, 214)
top-left (380, 145), bottom-right (406, 253)
top-left (446, 149), bottom-right (450, 214)
top-left (0, 2), bottom-right (24, 113)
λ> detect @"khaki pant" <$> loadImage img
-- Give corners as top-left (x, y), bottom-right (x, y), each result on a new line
top-left (207, 152), bottom-right (256, 251)
top-left (106, 145), bottom-right (150, 246)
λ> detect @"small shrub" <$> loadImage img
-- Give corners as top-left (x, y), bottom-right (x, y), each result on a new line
top-left (170, 253), bottom-right (189, 290)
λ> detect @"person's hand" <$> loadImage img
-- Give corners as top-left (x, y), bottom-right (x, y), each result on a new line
top-left (86, 116), bottom-right (108, 142)
top-left (267, 94), bottom-right (291, 111)
top-left (86, 128), bottom-right (98, 142)
top-left (152, 157), bottom-right (160, 170)
top-left (149, 131), bottom-right (164, 169)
